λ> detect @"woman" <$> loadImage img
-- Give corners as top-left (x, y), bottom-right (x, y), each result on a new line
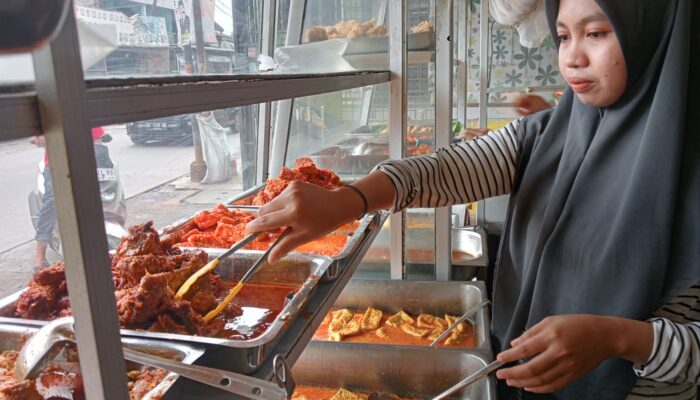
top-left (246, 0), bottom-right (699, 398)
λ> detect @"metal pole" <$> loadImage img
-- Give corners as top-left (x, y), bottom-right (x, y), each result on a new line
top-left (270, 0), bottom-right (306, 177)
top-left (476, 0), bottom-right (489, 225)
top-left (32, 6), bottom-right (129, 399)
top-left (434, 0), bottom-right (453, 281)
top-left (455, 0), bottom-right (468, 127)
top-left (257, 0), bottom-right (277, 184)
top-left (189, 0), bottom-right (207, 182)
top-left (389, 0), bottom-right (407, 280)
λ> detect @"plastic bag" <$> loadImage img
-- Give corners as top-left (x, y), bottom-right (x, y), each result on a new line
top-left (196, 112), bottom-right (233, 184)
top-left (489, 0), bottom-right (549, 48)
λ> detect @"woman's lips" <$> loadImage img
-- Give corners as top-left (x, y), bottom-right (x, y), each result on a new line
top-left (567, 78), bottom-right (594, 92)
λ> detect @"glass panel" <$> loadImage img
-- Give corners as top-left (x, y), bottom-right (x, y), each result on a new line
top-left (282, 83), bottom-right (390, 180)
top-left (0, 54), bottom-right (35, 87)
top-left (0, 106), bottom-right (253, 296)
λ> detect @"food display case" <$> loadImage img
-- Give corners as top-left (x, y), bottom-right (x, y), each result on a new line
top-left (0, 0), bottom-right (569, 397)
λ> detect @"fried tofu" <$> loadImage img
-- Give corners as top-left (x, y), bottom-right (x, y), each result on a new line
top-left (339, 319), bottom-right (361, 338)
top-left (417, 313), bottom-right (447, 329)
top-left (427, 326), bottom-right (447, 342)
top-left (375, 327), bottom-right (389, 339)
top-left (328, 318), bottom-right (345, 341)
top-left (331, 388), bottom-right (365, 400)
top-left (444, 314), bottom-right (466, 333)
top-left (444, 329), bottom-right (462, 346)
top-left (332, 309), bottom-right (354, 323)
top-left (400, 323), bottom-right (430, 338)
top-left (385, 310), bottom-right (415, 327)
top-left (361, 307), bottom-right (382, 331)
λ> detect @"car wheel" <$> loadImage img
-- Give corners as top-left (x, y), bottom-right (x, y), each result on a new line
top-left (130, 136), bottom-right (148, 145)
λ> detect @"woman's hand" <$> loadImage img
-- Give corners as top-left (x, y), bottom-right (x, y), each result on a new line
top-left (513, 94), bottom-right (551, 116)
top-left (244, 181), bottom-right (364, 263)
top-left (496, 315), bottom-right (632, 393)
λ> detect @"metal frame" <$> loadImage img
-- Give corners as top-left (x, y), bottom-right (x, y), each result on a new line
top-left (389, 0), bottom-right (407, 280)
top-left (257, 0), bottom-right (278, 184)
top-left (269, 0), bottom-right (307, 177)
top-left (0, 71), bottom-right (390, 141)
top-left (476, 0), bottom-right (489, 226)
top-left (455, 0), bottom-right (468, 126)
top-left (32, 7), bottom-right (128, 398)
top-left (434, 0), bottom-right (453, 281)
top-left (359, 0), bottom-right (389, 126)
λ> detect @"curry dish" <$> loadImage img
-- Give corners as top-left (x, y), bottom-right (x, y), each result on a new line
top-left (293, 386), bottom-right (411, 400)
top-left (9, 222), bottom-right (298, 341)
top-left (314, 308), bottom-right (476, 348)
top-left (0, 349), bottom-right (167, 400)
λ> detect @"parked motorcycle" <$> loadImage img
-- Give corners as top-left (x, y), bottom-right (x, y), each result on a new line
top-left (28, 133), bottom-right (128, 254)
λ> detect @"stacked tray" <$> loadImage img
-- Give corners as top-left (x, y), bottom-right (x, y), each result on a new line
top-left (0, 323), bottom-right (204, 399)
top-left (294, 341), bottom-right (495, 399)
top-left (161, 206), bottom-right (382, 282)
top-left (313, 279), bottom-right (491, 350)
top-left (0, 251), bottom-right (332, 374)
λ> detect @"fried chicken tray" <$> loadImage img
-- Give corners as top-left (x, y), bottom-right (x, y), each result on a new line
top-left (159, 205), bottom-right (380, 282)
top-left (292, 340), bottom-right (495, 400)
top-left (0, 323), bottom-right (204, 400)
top-left (0, 222), bottom-right (332, 374)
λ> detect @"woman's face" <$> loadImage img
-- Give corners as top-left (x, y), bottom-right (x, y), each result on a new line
top-left (556, 0), bottom-right (627, 107)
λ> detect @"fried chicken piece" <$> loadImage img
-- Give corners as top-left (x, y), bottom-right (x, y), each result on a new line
top-left (116, 273), bottom-right (171, 327)
top-left (128, 367), bottom-right (168, 400)
top-left (0, 379), bottom-right (43, 400)
top-left (31, 263), bottom-right (66, 288)
top-left (116, 221), bottom-right (163, 257)
top-left (112, 254), bottom-right (162, 290)
top-left (16, 284), bottom-right (62, 320)
top-left (360, 307), bottom-right (382, 331)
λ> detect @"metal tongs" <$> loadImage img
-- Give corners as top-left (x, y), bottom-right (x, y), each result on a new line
top-left (200, 229), bottom-right (291, 323)
top-left (175, 231), bottom-right (263, 299)
top-left (429, 299), bottom-right (490, 347)
top-left (16, 317), bottom-right (294, 399)
top-left (432, 359), bottom-right (504, 400)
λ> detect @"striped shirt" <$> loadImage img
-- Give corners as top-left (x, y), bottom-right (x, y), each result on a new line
top-left (373, 120), bottom-right (700, 398)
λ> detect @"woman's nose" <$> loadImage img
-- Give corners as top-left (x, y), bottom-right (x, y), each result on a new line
top-left (563, 39), bottom-right (589, 69)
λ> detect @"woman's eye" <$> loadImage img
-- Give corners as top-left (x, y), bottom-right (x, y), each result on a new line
top-left (557, 34), bottom-right (570, 42)
top-left (587, 31), bottom-right (608, 39)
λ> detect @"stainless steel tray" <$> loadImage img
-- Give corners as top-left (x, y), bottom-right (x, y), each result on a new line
top-left (294, 341), bottom-right (495, 399)
top-left (320, 279), bottom-right (491, 350)
top-left (364, 211), bottom-right (489, 266)
top-left (161, 207), bottom-right (381, 282)
top-left (0, 323), bottom-right (204, 400)
top-left (0, 251), bottom-right (332, 374)
top-left (343, 31), bottom-right (435, 55)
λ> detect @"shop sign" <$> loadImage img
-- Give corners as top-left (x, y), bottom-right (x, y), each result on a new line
top-left (76, 6), bottom-right (169, 47)
top-left (175, 0), bottom-right (217, 47)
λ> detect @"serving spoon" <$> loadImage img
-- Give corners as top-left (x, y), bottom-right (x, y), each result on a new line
top-left (16, 317), bottom-right (290, 400)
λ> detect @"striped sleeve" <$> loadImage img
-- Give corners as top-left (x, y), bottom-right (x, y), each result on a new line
top-left (373, 119), bottom-right (520, 212)
top-left (633, 319), bottom-right (700, 384)
top-left (632, 283), bottom-right (700, 387)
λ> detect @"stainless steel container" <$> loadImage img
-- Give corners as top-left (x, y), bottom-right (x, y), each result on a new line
top-left (0, 251), bottom-right (332, 374)
top-left (359, 209), bottom-right (489, 280)
top-left (161, 207), bottom-right (382, 282)
top-left (0, 323), bottom-right (204, 400)
top-left (320, 279), bottom-right (491, 350)
top-left (342, 31), bottom-right (435, 55)
top-left (293, 341), bottom-right (495, 399)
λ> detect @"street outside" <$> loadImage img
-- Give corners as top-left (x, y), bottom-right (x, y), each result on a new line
top-left (0, 124), bottom-right (244, 298)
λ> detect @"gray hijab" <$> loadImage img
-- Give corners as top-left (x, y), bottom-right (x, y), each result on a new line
top-left (492, 0), bottom-right (700, 398)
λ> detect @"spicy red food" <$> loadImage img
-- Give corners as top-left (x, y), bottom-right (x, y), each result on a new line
top-left (252, 157), bottom-right (341, 205)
